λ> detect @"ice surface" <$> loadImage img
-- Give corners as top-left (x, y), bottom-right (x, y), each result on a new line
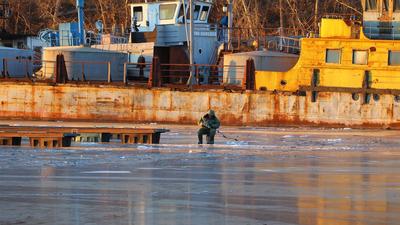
top-left (0, 125), bottom-right (399, 225)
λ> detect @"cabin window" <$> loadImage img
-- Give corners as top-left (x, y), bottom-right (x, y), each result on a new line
top-left (178, 4), bottom-right (185, 18)
top-left (194, 5), bottom-right (201, 20)
top-left (160, 4), bottom-right (177, 20)
top-left (326, 49), bottom-right (341, 64)
top-left (365, 0), bottom-right (377, 11)
top-left (389, 51), bottom-right (400, 65)
top-left (177, 4), bottom-right (186, 23)
top-left (395, 0), bottom-right (400, 11)
top-left (352, 50), bottom-right (369, 65)
top-left (199, 6), bottom-right (210, 21)
top-left (187, 5), bottom-right (201, 20)
top-left (133, 7), bottom-right (143, 21)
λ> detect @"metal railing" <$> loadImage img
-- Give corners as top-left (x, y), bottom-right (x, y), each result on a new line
top-left (0, 57), bottom-right (254, 90)
top-left (40, 29), bottom-right (128, 47)
top-left (1, 58), bottom-right (34, 79)
top-left (218, 26), bottom-right (302, 53)
top-left (63, 61), bottom-right (112, 82)
top-left (123, 62), bottom-right (153, 85)
top-left (34, 60), bottom-right (56, 80)
top-left (158, 63), bottom-right (245, 87)
top-left (267, 36), bottom-right (301, 54)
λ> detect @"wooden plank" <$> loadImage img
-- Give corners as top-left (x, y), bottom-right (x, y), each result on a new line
top-left (0, 126), bottom-right (168, 147)
top-left (0, 126), bottom-right (169, 135)
top-left (0, 132), bottom-right (64, 138)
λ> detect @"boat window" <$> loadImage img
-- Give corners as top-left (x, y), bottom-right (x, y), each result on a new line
top-left (199, 6), bottom-right (210, 21)
top-left (395, 0), bottom-right (400, 11)
top-left (178, 4), bottom-right (185, 18)
top-left (326, 49), bottom-right (341, 64)
top-left (365, 0), bottom-right (377, 11)
top-left (389, 51), bottom-right (400, 65)
top-left (187, 5), bottom-right (201, 20)
top-left (133, 7), bottom-right (143, 22)
top-left (160, 4), bottom-right (177, 20)
top-left (383, 0), bottom-right (389, 11)
top-left (352, 50), bottom-right (369, 65)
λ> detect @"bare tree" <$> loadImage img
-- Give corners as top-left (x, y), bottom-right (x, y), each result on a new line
top-left (5, 0), bottom-right (362, 36)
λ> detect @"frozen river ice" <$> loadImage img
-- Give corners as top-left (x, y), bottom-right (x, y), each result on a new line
top-left (0, 124), bottom-right (400, 225)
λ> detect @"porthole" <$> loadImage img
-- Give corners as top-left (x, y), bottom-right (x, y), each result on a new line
top-left (280, 80), bottom-right (287, 86)
top-left (352, 93), bottom-right (359, 101)
top-left (198, 49), bottom-right (202, 54)
top-left (373, 94), bottom-right (380, 102)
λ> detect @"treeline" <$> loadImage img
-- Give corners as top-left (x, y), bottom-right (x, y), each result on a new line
top-left (5, 0), bottom-right (362, 36)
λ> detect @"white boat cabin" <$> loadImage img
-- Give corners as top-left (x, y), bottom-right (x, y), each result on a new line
top-left (130, 0), bottom-right (213, 32)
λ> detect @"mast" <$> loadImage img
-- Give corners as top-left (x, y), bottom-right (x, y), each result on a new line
top-left (76, 0), bottom-right (85, 45)
top-left (314, 0), bottom-right (319, 33)
top-left (279, 0), bottom-right (284, 50)
top-left (227, 0), bottom-right (233, 51)
top-left (187, 0), bottom-right (195, 86)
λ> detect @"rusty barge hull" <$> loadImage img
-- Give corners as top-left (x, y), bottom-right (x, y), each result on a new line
top-left (0, 82), bottom-right (399, 129)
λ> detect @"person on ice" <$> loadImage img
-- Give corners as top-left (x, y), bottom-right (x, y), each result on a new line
top-left (198, 110), bottom-right (220, 144)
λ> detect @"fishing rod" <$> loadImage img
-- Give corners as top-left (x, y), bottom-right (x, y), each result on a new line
top-left (217, 130), bottom-right (239, 141)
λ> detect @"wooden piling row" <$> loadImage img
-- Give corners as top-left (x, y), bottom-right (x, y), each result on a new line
top-left (0, 126), bottom-right (168, 148)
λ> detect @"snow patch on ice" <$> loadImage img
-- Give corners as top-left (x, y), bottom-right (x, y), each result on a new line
top-left (326, 138), bottom-right (342, 143)
top-left (225, 141), bottom-right (249, 146)
top-left (137, 168), bottom-right (162, 170)
top-left (137, 145), bottom-right (156, 150)
top-left (283, 135), bottom-right (295, 138)
top-left (81, 171), bottom-right (131, 174)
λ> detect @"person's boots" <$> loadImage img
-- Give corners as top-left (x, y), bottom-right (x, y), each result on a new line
top-left (206, 135), bottom-right (212, 144)
top-left (208, 135), bottom-right (214, 144)
top-left (198, 135), bottom-right (203, 144)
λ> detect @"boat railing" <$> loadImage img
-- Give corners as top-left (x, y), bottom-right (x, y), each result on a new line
top-left (123, 62), bottom-right (153, 85)
top-left (44, 30), bottom-right (128, 47)
top-left (123, 61), bottom-right (248, 90)
top-left (0, 58), bottom-right (51, 80)
top-left (63, 60), bottom-right (112, 82)
top-left (157, 63), bottom-right (246, 89)
top-left (323, 14), bottom-right (359, 21)
top-left (34, 60), bottom-right (56, 80)
top-left (218, 26), bottom-right (301, 53)
top-left (0, 57), bottom-right (254, 90)
top-left (265, 36), bottom-right (301, 54)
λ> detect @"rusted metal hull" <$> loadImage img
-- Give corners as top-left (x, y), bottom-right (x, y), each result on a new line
top-left (0, 82), bottom-right (399, 129)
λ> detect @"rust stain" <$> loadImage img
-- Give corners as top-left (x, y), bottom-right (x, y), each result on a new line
top-left (0, 83), bottom-right (399, 129)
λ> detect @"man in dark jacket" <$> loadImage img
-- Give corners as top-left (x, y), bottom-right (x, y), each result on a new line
top-left (198, 110), bottom-right (220, 144)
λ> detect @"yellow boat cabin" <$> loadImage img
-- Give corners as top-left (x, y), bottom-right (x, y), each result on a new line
top-left (256, 1), bottom-right (400, 94)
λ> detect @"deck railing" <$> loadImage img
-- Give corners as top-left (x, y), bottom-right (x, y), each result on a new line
top-left (0, 57), bottom-right (255, 91)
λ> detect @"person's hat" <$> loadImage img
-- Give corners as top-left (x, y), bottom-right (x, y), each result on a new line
top-left (207, 109), bottom-right (215, 116)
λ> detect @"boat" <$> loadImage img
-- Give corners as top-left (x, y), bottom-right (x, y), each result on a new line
top-left (0, 0), bottom-right (399, 129)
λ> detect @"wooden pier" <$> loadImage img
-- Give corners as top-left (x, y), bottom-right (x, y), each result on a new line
top-left (0, 125), bottom-right (169, 148)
